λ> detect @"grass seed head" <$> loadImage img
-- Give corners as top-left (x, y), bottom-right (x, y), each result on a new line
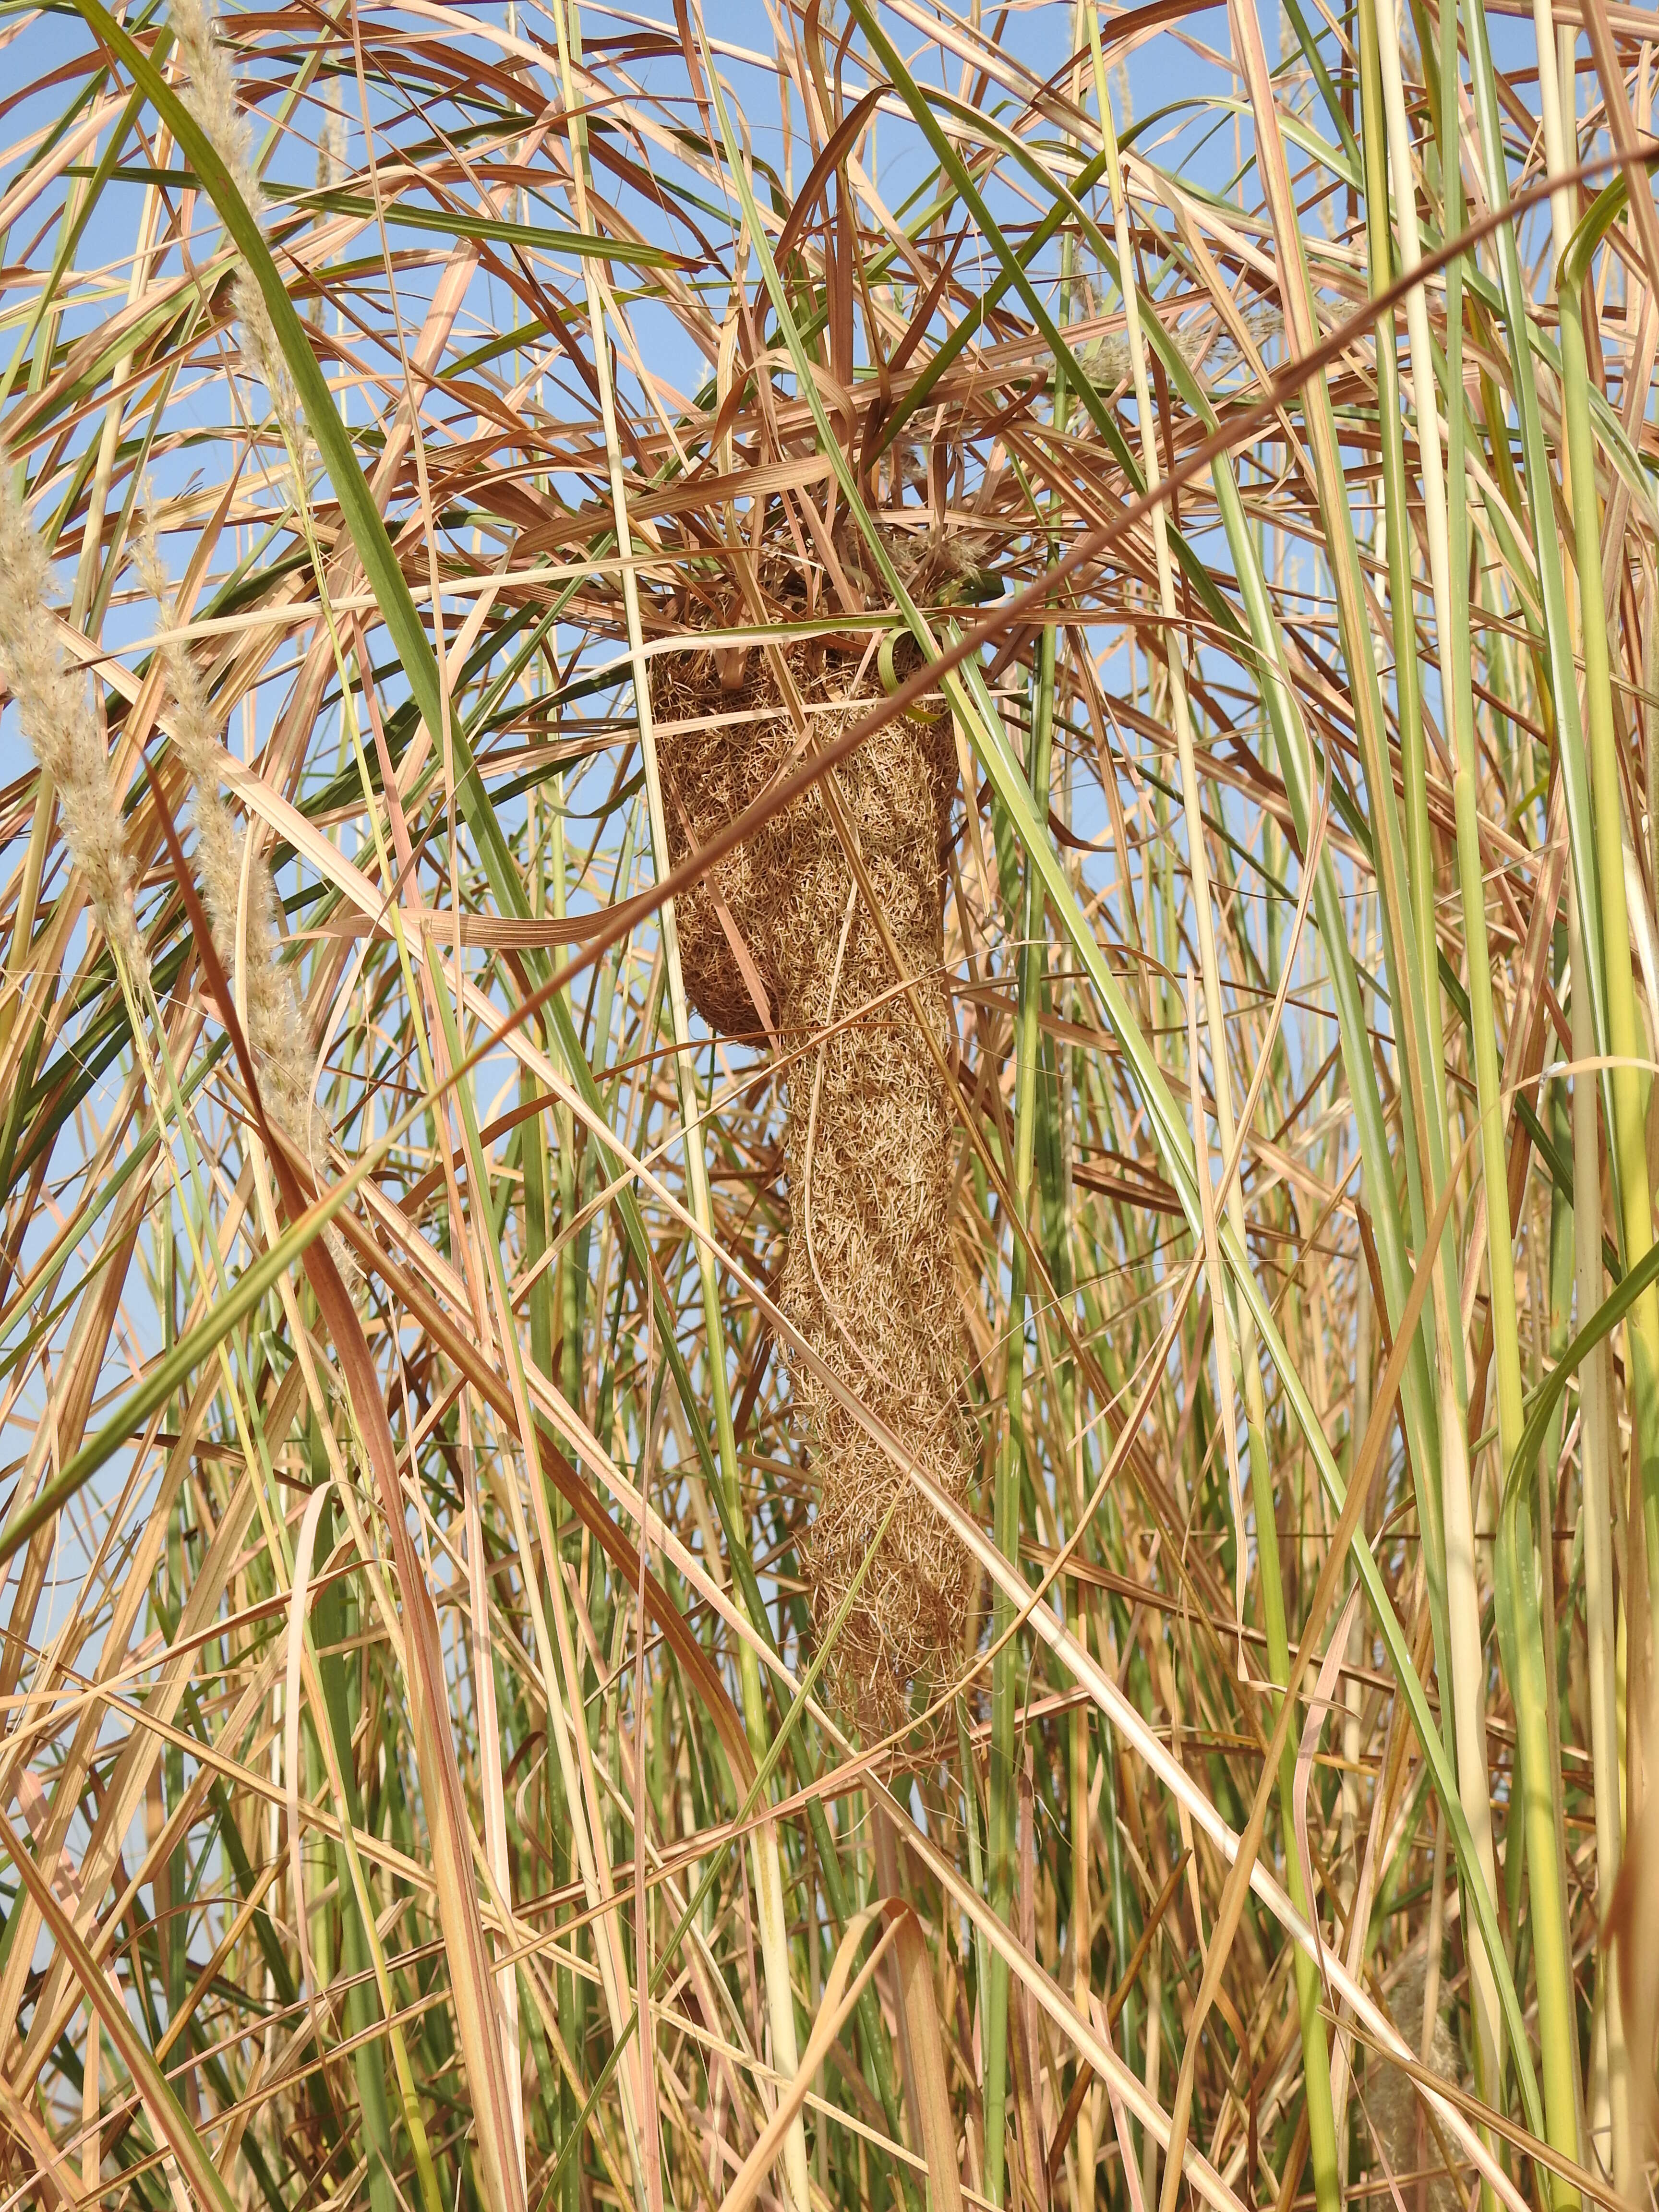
top-left (0, 454), bottom-right (140, 971)
top-left (137, 526), bottom-right (326, 1174)
top-left (169, 0), bottom-right (303, 457)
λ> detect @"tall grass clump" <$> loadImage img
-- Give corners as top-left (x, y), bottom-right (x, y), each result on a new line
top-left (0, 0), bottom-right (1657, 2209)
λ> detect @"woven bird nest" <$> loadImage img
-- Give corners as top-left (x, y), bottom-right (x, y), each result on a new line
top-left (653, 635), bottom-right (974, 1730)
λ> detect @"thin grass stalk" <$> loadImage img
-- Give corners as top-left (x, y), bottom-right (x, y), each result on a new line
top-left (1163, 110), bottom-right (1456, 1731)
top-left (1048, 69), bottom-right (1097, 2197)
top-left (928, 424), bottom-right (1530, 2205)
top-left (1453, 0), bottom-right (1613, 1119)
top-left (134, 870), bottom-right (457, 2212)
top-left (1185, 272), bottom-right (1557, 2141)
top-left (985, 580), bottom-right (1058, 2208)
top-left (514, 1025), bottom-right (585, 2203)
top-left (1159, 317), bottom-right (1515, 2066)
top-left (299, 1542), bottom-right (449, 2212)
top-left (308, 1486), bottom-right (399, 2212)
top-left (1442, 144), bottom-right (1584, 2188)
top-left (1229, 0), bottom-right (1447, 1363)
top-left (1087, 11), bottom-right (1252, 1610)
top-left (1569, 891), bottom-right (1631, 2189)
top-left (463, 1410), bottom-right (526, 2173)
top-left (1369, 0), bottom-right (1507, 2120)
top-left (70, 150), bottom-right (168, 634)
top-left (1092, 26), bottom-right (1338, 2210)
top-left (396, 719), bottom-right (642, 2195)
top-left (1204, 461), bottom-right (1544, 2129)
top-left (112, 77), bottom-right (569, 2199)
top-left (426, 689), bottom-right (728, 2202)
top-left (551, 7), bottom-right (808, 2202)
top-left (224, 528), bottom-right (530, 2212)
top-left (1550, 27), bottom-right (1659, 1680)
top-left (425, 944), bottom-right (647, 2179)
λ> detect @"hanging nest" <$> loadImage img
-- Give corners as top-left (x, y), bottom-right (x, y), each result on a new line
top-left (1368, 1948), bottom-right (1462, 2212)
top-left (652, 629), bottom-right (975, 1731)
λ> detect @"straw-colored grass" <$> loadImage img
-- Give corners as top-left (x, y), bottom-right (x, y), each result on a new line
top-left (0, 0), bottom-right (1654, 2209)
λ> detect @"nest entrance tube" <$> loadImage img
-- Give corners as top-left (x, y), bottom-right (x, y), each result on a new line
top-left (654, 642), bottom-right (974, 1731)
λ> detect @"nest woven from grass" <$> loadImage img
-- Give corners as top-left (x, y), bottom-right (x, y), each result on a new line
top-left (1368, 1950), bottom-right (1462, 2212)
top-left (652, 639), bottom-right (974, 1730)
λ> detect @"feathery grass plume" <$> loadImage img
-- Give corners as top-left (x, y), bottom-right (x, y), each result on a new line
top-left (315, 81), bottom-right (344, 196)
top-left (136, 528), bottom-right (323, 1168)
top-left (307, 79), bottom-right (345, 326)
top-left (168, 0), bottom-right (302, 455)
top-left (0, 451), bottom-right (140, 972)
